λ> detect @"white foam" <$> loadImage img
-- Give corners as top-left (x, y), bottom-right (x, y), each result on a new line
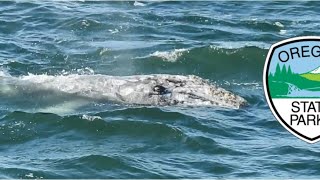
top-left (0, 69), bottom-right (11, 77)
top-left (81, 114), bottom-right (102, 121)
top-left (0, 71), bottom-right (6, 77)
top-left (134, 1), bottom-right (146, 6)
top-left (151, 49), bottom-right (188, 62)
top-left (275, 21), bottom-right (285, 28)
top-left (81, 19), bottom-right (90, 27)
top-left (108, 29), bottom-right (119, 34)
top-left (77, 67), bottom-right (94, 75)
top-left (210, 41), bottom-right (270, 50)
top-left (99, 48), bottom-right (109, 56)
top-left (25, 173), bottom-right (34, 178)
top-left (60, 67), bottom-right (95, 76)
top-left (279, 29), bottom-right (287, 35)
top-left (224, 81), bottom-right (262, 90)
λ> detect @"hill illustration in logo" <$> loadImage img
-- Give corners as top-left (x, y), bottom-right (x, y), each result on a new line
top-left (300, 66), bottom-right (320, 81)
top-left (268, 64), bottom-right (320, 98)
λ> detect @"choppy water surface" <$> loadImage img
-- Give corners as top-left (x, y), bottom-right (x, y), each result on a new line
top-left (1, 1), bottom-right (320, 178)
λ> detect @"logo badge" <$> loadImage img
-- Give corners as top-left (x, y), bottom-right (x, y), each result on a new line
top-left (264, 36), bottom-right (320, 143)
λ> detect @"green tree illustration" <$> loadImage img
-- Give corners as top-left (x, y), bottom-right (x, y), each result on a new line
top-left (281, 65), bottom-right (287, 75)
top-left (287, 66), bottom-right (293, 76)
top-left (274, 63), bottom-right (281, 79)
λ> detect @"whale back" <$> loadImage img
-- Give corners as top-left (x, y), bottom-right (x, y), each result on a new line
top-left (0, 74), bottom-right (247, 109)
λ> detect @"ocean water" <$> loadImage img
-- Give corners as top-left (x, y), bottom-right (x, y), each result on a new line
top-left (1, 1), bottom-right (320, 178)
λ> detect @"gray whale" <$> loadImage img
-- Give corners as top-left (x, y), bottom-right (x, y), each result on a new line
top-left (0, 73), bottom-right (247, 110)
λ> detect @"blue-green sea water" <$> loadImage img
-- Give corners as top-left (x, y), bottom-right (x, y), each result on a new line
top-left (1, 1), bottom-right (320, 178)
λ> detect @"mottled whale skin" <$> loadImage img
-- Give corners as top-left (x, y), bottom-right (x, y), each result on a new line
top-left (0, 74), bottom-right (247, 109)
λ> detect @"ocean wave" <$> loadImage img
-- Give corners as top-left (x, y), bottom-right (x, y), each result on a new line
top-left (0, 110), bottom-right (189, 152)
top-left (95, 107), bottom-right (198, 120)
top-left (134, 45), bottom-right (268, 82)
top-left (0, 111), bottom-right (61, 144)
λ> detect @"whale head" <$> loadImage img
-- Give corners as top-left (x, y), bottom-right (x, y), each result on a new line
top-left (115, 75), bottom-right (247, 109)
